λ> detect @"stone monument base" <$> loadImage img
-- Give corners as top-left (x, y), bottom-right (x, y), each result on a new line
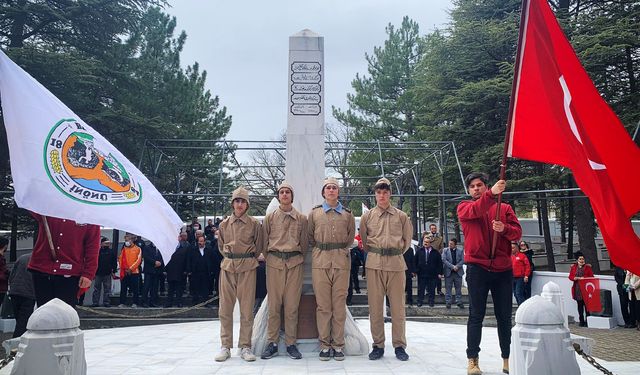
top-left (587, 316), bottom-right (616, 329)
top-left (252, 295), bottom-right (369, 356)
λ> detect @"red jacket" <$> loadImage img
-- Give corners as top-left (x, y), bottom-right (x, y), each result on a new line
top-left (28, 213), bottom-right (101, 279)
top-left (457, 190), bottom-right (522, 272)
top-left (511, 252), bottom-right (531, 278)
top-left (568, 263), bottom-right (594, 299)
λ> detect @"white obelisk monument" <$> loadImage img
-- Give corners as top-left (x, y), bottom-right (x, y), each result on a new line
top-left (252, 30), bottom-right (368, 356)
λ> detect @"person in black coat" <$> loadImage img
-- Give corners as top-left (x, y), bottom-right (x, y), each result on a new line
top-left (413, 235), bottom-right (443, 307)
top-left (613, 262), bottom-right (634, 328)
top-left (208, 228), bottom-right (223, 297)
top-left (403, 246), bottom-right (415, 306)
top-left (187, 236), bottom-right (215, 305)
top-left (164, 234), bottom-right (190, 307)
top-left (141, 242), bottom-right (164, 307)
top-left (347, 245), bottom-right (363, 305)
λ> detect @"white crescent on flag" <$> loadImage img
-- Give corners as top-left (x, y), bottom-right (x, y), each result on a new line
top-left (0, 50), bottom-right (182, 262)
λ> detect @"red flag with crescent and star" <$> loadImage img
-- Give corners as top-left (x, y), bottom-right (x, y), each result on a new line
top-left (507, 0), bottom-right (640, 274)
top-left (578, 277), bottom-right (602, 313)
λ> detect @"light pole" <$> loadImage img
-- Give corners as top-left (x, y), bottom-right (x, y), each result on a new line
top-left (418, 185), bottom-right (426, 240)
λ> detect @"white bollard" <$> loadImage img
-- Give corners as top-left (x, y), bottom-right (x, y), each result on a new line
top-left (541, 281), bottom-right (569, 329)
top-left (10, 298), bottom-right (86, 375)
top-left (510, 295), bottom-right (580, 375)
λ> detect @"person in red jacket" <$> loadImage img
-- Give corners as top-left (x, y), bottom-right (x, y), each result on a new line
top-left (511, 242), bottom-right (531, 306)
top-left (27, 213), bottom-right (101, 307)
top-left (568, 251), bottom-right (594, 327)
top-left (457, 172), bottom-right (522, 375)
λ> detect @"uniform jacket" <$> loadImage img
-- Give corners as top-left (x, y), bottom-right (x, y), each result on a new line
top-left (218, 213), bottom-right (264, 273)
top-left (414, 246), bottom-right (443, 278)
top-left (568, 263), bottom-right (594, 300)
top-left (359, 205), bottom-right (413, 272)
top-left (428, 233), bottom-right (444, 251)
top-left (307, 202), bottom-right (355, 270)
top-left (264, 206), bottom-right (308, 270)
top-left (511, 252), bottom-right (531, 278)
top-left (28, 213), bottom-right (101, 279)
top-left (442, 246), bottom-right (464, 277)
top-left (457, 190), bottom-right (522, 272)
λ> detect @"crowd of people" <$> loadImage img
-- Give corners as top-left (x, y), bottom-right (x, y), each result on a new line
top-left (91, 218), bottom-right (225, 309)
top-left (1, 170), bottom-right (638, 375)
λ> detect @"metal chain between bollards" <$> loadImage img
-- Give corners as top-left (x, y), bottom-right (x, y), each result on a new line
top-left (573, 343), bottom-right (615, 375)
top-left (75, 296), bottom-right (218, 319)
top-left (0, 350), bottom-right (16, 370)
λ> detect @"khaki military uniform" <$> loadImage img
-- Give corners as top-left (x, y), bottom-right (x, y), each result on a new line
top-left (360, 205), bottom-right (413, 349)
top-left (264, 206), bottom-right (308, 346)
top-left (218, 213), bottom-right (264, 349)
top-left (308, 203), bottom-right (355, 350)
top-left (429, 232), bottom-right (444, 252)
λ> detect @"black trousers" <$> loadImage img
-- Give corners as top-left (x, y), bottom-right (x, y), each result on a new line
top-left (417, 275), bottom-right (438, 305)
top-left (405, 272), bottom-right (413, 304)
top-left (166, 280), bottom-right (185, 307)
top-left (618, 291), bottom-right (631, 325)
top-left (142, 273), bottom-right (160, 305)
top-left (629, 293), bottom-right (639, 325)
top-left (576, 300), bottom-right (591, 324)
top-left (466, 265), bottom-right (512, 359)
top-left (190, 272), bottom-right (210, 304)
top-left (31, 270), bottom-right (79, 307)
top-left (119, 274), bottom-right (140, 305)
top-left (11, 295), bottom-right (36, 338)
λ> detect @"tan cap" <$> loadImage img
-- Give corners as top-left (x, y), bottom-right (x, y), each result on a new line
top-left (231, 186), bottom-right (250, 206)
top-left (374, 177), bottom-right (392, 192)
top-left (321, 177), bottom-right (340, 196)
top-left (277, 181), bottom-right (294, 202)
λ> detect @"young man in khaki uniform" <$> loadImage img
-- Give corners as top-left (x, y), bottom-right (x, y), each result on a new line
top-left (359, 178), bottom-right (413, 361)
top-left (215, 187), bottom-right (264, 362)
top-left (308, 177), bottom-right (355, 361)
top-left (260, 181), bottom-right (308, 360)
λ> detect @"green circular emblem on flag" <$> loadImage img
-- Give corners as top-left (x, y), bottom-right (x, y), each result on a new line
top-left (43, 119), bottom-right (142, 205)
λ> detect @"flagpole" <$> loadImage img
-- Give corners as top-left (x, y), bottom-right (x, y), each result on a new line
top-left (491, 0), bottom-right (531, 258)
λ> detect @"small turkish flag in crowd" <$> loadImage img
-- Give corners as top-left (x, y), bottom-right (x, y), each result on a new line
top-left (507, 0), bottom-right (640, 274)
top-left (578, 277), bottom-right (602, 313)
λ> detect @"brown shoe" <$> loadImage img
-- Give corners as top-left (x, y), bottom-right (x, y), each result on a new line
top-left (502, 358), bottom-right (509, 374)
top-left (467, 357), bottom-right (482, 375)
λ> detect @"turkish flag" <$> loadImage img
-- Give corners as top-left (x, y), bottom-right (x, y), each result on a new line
top-left (507, 0), bottom-right (640, 274)
top-left (578, 278), bottom-right (602, 313)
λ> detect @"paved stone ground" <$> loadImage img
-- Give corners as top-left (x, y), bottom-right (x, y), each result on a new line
top-left (569, 323), bottom-right (640, 362)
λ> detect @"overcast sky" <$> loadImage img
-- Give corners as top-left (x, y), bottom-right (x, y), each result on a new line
top-left (166, 0), bottom-right (452, 140)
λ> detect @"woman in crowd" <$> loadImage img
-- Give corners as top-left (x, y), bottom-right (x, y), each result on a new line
top-left (511, 242), bottom-right (531, 306)
top-left (518, 240), bottom-right (535, 299)
top-left (568, 252), bottom-right (594, 327)
top-left (624, 270), bottom-right (640, 330)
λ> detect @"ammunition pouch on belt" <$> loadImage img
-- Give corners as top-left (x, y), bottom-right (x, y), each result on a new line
top-left (268, 250), bottom-right (302, 260)
top-left (368, 247), bottom-right (403, 256)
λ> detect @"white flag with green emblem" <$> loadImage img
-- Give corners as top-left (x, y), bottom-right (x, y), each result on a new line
top-left (0, 50), bottom-right (182, 261)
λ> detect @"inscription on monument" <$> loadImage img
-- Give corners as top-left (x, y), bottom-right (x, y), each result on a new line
top-left (290, 62), bottom-right (322, 116)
